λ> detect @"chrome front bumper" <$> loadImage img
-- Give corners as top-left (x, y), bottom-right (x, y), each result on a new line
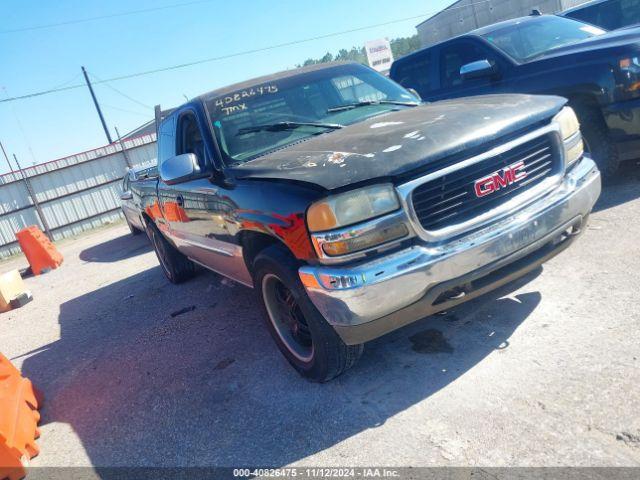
top-left (299, 157), bottom-right (601, 345)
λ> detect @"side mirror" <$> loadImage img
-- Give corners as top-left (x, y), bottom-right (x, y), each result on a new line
top-left (406, 88), bottom-right (422, 102)
top-left (160, 153), bottom-right (201, 185)
top-left (120, 191), bottom-right (133, 201)
top-left (460, 59), bottom-right (498, 81)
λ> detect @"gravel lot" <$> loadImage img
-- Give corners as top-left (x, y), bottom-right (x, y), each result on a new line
top-left (1, 164), bottom-right (639, 468)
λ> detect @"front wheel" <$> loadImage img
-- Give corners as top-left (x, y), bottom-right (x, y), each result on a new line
top-left (254, 245), bottom-right (363, 382)
top-left (574, 105), bottom-right (619, 177)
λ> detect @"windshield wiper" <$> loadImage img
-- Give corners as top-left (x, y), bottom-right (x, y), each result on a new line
top-left (237, 121), bottom-right (343, 136)
top-left (327, 100), bottom-right (419, 113)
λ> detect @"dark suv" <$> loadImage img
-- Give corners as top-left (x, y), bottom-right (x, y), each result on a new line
top-left (390, 13), bottom-right (640, 176)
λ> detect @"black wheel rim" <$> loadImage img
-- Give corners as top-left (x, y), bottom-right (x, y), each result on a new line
top-left (262, 273), bottom-right (314, 362)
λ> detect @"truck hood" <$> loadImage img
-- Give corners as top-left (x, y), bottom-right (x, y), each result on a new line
top-left (531, 26), bottom-right (640, 61)
top-left (229, 94), bottom-right (565, 191)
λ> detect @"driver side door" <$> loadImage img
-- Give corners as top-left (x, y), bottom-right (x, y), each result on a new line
top-left (158, 109), bottom-right (213, 257)
top-left (158, 108), bottom-right (252, 283)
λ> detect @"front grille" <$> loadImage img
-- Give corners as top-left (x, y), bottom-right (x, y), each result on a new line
top-left (411, 134), bottom-right (558, 232)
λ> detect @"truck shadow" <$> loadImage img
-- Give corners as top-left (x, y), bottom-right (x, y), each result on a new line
top-left (594, 160), bottom-right (640, 212)
top-left (79, 232), bottom-right (151, 263)
top-left (20, 261), bottom-right (541, 468)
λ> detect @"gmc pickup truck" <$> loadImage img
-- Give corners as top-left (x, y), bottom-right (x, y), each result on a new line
top-left (131, 62), bottom-right (601, 382)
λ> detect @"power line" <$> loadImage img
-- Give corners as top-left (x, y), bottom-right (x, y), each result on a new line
top-left (0, 0), bottom-right (215, 34)
top-left (89, 71), bottom-right (153, 109)
top-left (0, 12), bottom-right (430, 103)
top-left (1, 87), bottom-right (38, 163)
top-left (102, 103), bottom-right (153, 117)
top-left (0, 82), bottom-right (83, 103)
top-left (49, 72), bottom-right (83, 90)
top-left (0, 0), bottom-right (493, 105)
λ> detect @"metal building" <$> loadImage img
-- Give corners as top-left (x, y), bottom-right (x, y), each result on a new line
top-left (416, 0), bottom-right (590, 47)
top-left (0, 134), bottom-right (157, 258)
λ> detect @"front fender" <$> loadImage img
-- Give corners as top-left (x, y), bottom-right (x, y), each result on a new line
top-left (237, 211), bottom-right (315, 260)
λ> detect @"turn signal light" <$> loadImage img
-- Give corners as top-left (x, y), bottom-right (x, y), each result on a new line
top-left (321, 223), bottom-right (409, 257)
top-left (307, 202), bottom-right (338, 231)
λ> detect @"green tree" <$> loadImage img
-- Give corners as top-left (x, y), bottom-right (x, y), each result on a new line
top-left (320, 52), bottom-right (334, 63)
top-left (296, 34), bottom-right (421, 69)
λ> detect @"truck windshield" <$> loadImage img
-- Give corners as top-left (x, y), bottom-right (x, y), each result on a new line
top-left (481, 16), bottom-right (606, 62)
top-left (204, 64), bottom-right (419, 164)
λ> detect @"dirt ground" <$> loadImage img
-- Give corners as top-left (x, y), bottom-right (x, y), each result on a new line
top-left (1, 165), bottom-right (639, 468)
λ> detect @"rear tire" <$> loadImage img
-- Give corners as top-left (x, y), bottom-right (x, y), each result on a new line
top-left (126, 217), bottom-right (142, 236)
top-left (253, 244), bottom-right (363, 382)
top-left (146, 222), bottom-right (197, 284)
top-left (573, 105), bottom-right (619, 177)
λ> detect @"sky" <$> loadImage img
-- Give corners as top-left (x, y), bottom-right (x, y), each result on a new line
top-left (0, 0), bottom-right (452, 174)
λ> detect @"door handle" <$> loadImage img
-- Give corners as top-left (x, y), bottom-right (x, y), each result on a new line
top-left (176, 195), bottom-right (184, 207)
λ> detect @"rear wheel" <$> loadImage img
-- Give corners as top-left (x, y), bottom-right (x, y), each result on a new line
top-left (126, 217), bottom-right (142, 236)
top-left (253, 244), bottom-right (363, 382)
top-left (146, 222), bottom-right (197, 284)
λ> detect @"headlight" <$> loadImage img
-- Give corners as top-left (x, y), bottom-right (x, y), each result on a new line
top-left (619, 56), bottom-right (640, 71)
top-left (554, 106), bottom-right (580, 140)
top-left (617, 56), bottom-right (640, 98)
top-left (553, 107), bottom-right (583, 167)
top-left (307, 184), bottom-right (400, 232)
top-left (307, 185), bottom-right (410, 260)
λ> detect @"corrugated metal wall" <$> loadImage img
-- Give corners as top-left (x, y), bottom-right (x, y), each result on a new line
top-left (0, 133), bottom-right (157, 258)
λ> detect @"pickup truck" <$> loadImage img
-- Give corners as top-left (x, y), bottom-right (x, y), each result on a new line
top-left (120, 163), bottom-right (158, 235)
top-left (390, 13), bottom-right (640, 177)
top-left (132, 62), bottom-right (601, 382)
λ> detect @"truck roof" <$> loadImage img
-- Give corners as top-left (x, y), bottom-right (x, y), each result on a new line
top-left (470, 14), bottom-right (549, 36)
top-left (196, 61), bottom-right (361, 103)
top-left (393, 14), bottom-right (558, 66)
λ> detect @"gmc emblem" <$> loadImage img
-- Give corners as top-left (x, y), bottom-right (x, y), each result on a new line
top-left (474, 160), bottom-right (528, 197)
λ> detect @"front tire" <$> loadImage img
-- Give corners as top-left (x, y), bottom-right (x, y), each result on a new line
top-left (146, 222), bottom-right (197, 284)
top-left (253, 245), bottom-right (363, 382)
top-left (574, 105), bottom-right (619, 177)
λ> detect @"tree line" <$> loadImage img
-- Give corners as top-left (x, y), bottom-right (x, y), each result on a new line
top-left (297, 34), bottom-right (421, 67)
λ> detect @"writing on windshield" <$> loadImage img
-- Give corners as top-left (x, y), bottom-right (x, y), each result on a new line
top-left (213, 84), bottom-right (279, 116)
top-left (205, 64), bottom-right (416, 164)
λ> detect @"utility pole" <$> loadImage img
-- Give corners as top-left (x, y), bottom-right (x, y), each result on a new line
top-left (0, 141), bottom-right (13, 173)
top-left (13, 153), bottom-right (53, 240)
top-left (81, 66), bottom-right (113, 144)
top-left (154, 104), bottom-right (162, 137)
top-left (114, 126), bottom-right (132, 169)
